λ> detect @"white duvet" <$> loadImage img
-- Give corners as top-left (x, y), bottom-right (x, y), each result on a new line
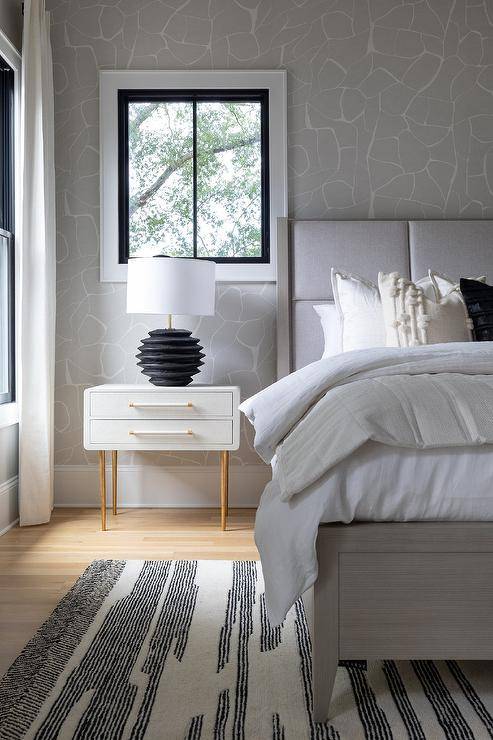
top-left (240, 343), bottom-right (493, 500)
top-left (240, 342), bottom-right (493, 624)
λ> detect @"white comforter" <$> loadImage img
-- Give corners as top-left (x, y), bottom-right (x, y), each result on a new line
top-left (240, 343), bottom-right (493, 500)
top-left (240, 342), bottom-right (493, 625)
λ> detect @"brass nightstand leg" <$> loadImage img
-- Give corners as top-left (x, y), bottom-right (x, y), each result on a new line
top-left (112, 451), bottom-right (118, 515)
top-left (220, 451), bottom-right (229, 531)
top-left (99, 450), bottom-right (107, 531)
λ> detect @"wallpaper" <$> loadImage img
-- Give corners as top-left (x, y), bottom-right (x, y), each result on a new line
top-left (0, 0), bottom-right (22, 53)
top-left (0, 424), bottom-right (18, 485)
top-left (49, 0), bottom-right (493, 471)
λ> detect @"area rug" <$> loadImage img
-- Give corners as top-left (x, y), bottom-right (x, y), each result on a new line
top-left (1, 561), bottom-right (493, 739)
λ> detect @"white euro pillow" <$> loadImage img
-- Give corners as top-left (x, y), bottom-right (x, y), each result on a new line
top-left (330, 269), bottom-right (386, 352)
top-left (430, 270), bottom-right (486, 297)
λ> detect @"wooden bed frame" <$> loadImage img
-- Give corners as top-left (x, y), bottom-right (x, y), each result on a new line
top-left (276, 216), bottom-right (493, 722)
top-left (313, 523), bottom-right (493, 720)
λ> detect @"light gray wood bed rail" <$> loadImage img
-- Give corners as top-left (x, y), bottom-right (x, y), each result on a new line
top-left (313, 523), bottom-right (493, 721)
top-left (276, 217), bottom-right (493, 722)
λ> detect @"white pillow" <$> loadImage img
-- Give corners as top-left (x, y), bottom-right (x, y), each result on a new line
top-left (313, 304), bottom-right (342, 357)
top-left (331, 270), bottom-right (386, 352)
top-left (432, 271), bottom-right (459, 298)
top-left (330, 269), bottom-right (438, 352)
top-left (429, 270), bottom-right (486, 297)
top-left (378, 271), bottom-right (474, 347)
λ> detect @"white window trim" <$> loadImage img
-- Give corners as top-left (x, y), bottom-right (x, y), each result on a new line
top-left (100, 69), bottom-right (287, 283)
top-left (0, 29), bottom-right (20, 428)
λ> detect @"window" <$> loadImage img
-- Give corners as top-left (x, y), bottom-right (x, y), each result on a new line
top-left (119, 90), bottom-right (269, 265)
top-left (100, 71), bottom-right (287, 282)
top-left (0, 53), bottom-right (14, 406)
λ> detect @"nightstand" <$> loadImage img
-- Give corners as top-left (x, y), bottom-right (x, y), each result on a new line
top-left (83, 385), bottom-right (240, 531)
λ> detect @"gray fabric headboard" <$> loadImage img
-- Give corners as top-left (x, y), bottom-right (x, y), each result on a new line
top-left (277, 218), bottom-right (493, 378)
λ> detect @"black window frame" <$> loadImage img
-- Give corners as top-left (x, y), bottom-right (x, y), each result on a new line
top-left (0, 54), bottom-right (14, 406)
top-left (0, 230), bottom-right (14, 406)
top-left (117, 88), bottom-right (270, 265)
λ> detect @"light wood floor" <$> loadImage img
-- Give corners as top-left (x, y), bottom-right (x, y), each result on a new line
top-left (0, 507), bottom-right (257, 677)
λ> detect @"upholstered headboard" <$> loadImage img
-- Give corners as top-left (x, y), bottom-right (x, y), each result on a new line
top-left (277, 218), bottom-right (493, 378)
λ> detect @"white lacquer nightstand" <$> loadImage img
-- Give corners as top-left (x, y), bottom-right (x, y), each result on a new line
top-left (83, 384), bottom-right (240, 531)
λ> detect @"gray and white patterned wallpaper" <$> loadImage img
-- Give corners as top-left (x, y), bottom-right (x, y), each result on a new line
top-left (49, 0), bottom-right (493, 472)
top-left (0, 0), bottom-right (22, 52)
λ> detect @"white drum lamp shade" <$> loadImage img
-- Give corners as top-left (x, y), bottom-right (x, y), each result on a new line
top-left (127, 257), bottom-right (216, 316)
top-left (126, 257), bottom-right (216, 386)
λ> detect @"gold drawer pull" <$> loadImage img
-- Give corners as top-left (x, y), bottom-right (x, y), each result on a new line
top-left (128, 429), bottom-right (194, 436)
top-left (129, 401), bottom-right (193, 408)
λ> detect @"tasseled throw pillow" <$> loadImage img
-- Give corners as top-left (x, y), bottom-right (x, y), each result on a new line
top-left (378, 271), bottom-right (474, 347)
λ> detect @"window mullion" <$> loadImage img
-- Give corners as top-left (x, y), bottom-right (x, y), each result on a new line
top-left (192, 99), bottom-right (197, 259)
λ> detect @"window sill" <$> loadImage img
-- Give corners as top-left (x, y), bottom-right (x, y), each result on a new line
top-left (101, 260), bottom-right (277, 283)
top-left (0, 402), bottom-right (18, 429)
top-left (215, 262), bottom-right (276, 283)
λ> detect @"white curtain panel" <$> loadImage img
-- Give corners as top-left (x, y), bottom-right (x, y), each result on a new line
top-left (19, 0), bottom-right (56, 526)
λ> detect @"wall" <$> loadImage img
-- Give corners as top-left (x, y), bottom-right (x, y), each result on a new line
top-left (49, 0), bottom-right (493, 506)
top-left (0, 0), bottom-right (21, 534)
top-left (0, 425), bottom-right (19, 534)
top-left (0, 0), bottom-right (22, 52)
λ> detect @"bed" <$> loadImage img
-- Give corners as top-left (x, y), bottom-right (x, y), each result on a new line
top-left (254, 218), bottom-right (493, 722)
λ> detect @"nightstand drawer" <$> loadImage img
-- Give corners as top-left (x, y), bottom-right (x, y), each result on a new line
top-left (90, 390), bottom-right (233, 419)
top-left (89, 419), bottom-right (233, 447)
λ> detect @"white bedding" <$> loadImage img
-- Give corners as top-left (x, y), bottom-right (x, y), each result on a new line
top-left (240, 343), bottom-right (493, 500)
top-left (256, 442), bottom-right (493, 625)
top-left (240, 343), bottom-right (493, 625)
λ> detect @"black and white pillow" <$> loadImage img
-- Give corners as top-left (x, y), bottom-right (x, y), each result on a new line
top-left (460, 278), bottom-right (493, 341)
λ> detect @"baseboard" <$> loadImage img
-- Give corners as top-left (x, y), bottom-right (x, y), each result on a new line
top-left (54, 464), bottom-right (271, 508)
top-left (0, 475), bottom-right (19, 535)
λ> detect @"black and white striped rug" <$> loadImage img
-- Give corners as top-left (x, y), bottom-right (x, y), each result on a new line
top-left (1, 560), bottom-right (493, 739)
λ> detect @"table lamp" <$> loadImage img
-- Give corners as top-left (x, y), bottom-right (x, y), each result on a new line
top-left (126, 256), bottom-right (216, 386)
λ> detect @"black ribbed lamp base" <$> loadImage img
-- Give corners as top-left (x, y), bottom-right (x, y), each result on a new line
top-left (136, 329), bottom-right (205, 386)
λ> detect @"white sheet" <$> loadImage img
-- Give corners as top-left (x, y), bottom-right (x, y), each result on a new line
top-left (256, 442), bottom-right (493, 626)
